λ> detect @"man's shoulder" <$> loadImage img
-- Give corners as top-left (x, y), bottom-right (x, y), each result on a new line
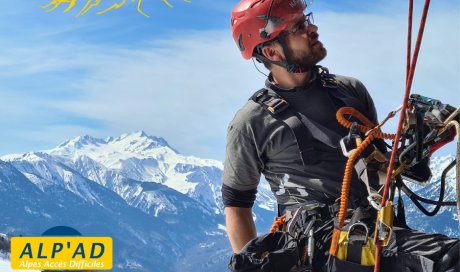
top-left (229, 95), bottom-right (274, 131)
top-left (316, 66), bottom-right (367, 95)
top-left (325, 73), bottom-right (369, 99)
top-left (333, 74), bottom-right (365, 89)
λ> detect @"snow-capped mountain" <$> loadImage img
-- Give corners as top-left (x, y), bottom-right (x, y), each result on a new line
top-left (0, 131), bottom-right (275, 271)
top-left (403, 154), bottom-right (459, 237)
top-left (3, 131), bottom-right (274, 216)
top-left (3, 131), bottom-right (223, 215)
top-left (0, 131), bottom-right (456, 271)
top-left (0, 158), bottom-right (186, 271)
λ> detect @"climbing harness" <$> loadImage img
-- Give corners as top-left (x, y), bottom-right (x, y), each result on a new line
top-left (266, 201), bottom-right (338, 271)
top-left (253, 59), bottom-right (459, 271)
top-left (251, 66), bottom-right (360, 166)
top-left (327, 107), bottom-right (394, 270)
top-left (328, 97), bottom-right (459, 271)
top-left (230, 201), bottom-right (337, 272)
top-left (230, 0), bottom-right (459, 270)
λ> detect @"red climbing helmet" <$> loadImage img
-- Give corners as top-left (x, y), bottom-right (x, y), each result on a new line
top-left (231, 0), bottom-right (309, 59)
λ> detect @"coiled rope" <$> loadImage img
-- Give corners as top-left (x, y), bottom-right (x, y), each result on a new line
top-left (329, 107), bottom-right (395, 256)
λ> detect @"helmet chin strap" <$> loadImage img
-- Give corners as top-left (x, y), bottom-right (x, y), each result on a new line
top-left (254, 35), bottom-right (312, 74)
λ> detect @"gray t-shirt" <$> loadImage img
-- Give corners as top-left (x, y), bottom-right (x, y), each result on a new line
top-left (223, 70), bottom-right (379, 207)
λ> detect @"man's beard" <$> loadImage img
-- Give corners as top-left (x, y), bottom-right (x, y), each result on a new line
top-left (294, 46), bottom-right (327, 70)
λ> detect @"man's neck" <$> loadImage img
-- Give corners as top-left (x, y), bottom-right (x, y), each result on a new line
top-left (271, 68), bottom-right (312, 89)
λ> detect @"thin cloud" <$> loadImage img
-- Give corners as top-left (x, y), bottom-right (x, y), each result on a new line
top-left (0, 2), bottom-right (458, 160)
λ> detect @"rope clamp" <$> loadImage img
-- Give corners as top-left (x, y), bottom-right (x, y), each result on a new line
top-left (374, 202), bottom-right (394, 247)
top-left (340, 122), bottom-right (362, 157)
top-left (367, 193), bottom-right (383, 211)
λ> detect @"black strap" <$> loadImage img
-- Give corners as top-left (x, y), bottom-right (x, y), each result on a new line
top-left (254, 35), bottom-right (312, 74)
top-left (344, 218), bottom-right (369, 264)
top-left (251, 67), bottom-right (368, 167)
top-left (252, 89), bottom-right (314, 165)
top-left (347, 240), bottom-right (363, 264)
top-left (278, 202), bottom-right (339, 221)
top-left (394, 179), bottom-right (410, 229)
top-left (283, 112), bottom-right (318, 165)
top-left (297, 112), bottom-right (341, 148)
top-left (251, 88), bottom-right (341, 165)
top-left (348, 206), bottom-right (372, 225)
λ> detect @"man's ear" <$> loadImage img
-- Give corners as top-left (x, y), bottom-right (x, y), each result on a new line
top-left (261, 43), bottom-right (283, 62)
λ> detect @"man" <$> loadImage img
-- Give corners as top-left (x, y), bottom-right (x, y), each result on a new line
top-left (222, 0), bottom-right (459, 271)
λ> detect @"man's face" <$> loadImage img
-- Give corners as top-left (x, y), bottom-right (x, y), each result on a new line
top-left (282, 13), bottom-right (327, 68)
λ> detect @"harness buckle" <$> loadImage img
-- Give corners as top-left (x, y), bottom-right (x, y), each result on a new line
top-left (285, 202), bottom-right (321, 237)
top-left (284, 202), bottom-right (322, 267)
top-left (321, 77), bottom-right (338, 89)
top-left (367, 193), bottom-right (383, 210)
top-left (347, 222), bottom-right (369, 245)
top-left (266, 97), bottom-right (289, 114)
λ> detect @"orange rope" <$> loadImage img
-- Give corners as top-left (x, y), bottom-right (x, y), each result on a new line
top-left (330, 107), bottom-right (395, 256)
top-left (335, 107), bottom-right (396, 138)
top-left (269, 215), bottom-right (286, 233)
top-left (336, 107), bottom-right (376, 130)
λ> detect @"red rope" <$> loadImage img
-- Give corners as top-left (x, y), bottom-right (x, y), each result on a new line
top-left (374, 1), bottom-right (431, 271)
top-left (406, 0), bottom-right (413, 82)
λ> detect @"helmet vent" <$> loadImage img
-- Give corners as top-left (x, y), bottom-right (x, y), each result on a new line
top-left (250, 0), bottom-right (263, 9)
top-left (260, 30), bottom-right (269, 39)
top-left (237, 34), bottom-right (245, 52)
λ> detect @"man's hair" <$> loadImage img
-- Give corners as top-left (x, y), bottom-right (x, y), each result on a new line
top-left (257, 57), bottom-right (272, 70)
top-left (253, 41), bottom-right (277, 70)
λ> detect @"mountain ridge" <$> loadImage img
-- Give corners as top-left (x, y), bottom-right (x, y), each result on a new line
top-left (0, 131), bottom-right (457, 271)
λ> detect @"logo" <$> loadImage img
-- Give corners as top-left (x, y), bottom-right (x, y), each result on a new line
top-left (10, 226), bottom-right (112, 271)
top-left (40, 0), bottom-right (192, 18)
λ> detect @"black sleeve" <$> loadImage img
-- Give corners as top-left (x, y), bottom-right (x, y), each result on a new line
top-left (221, 184), bottom-right (257, 208)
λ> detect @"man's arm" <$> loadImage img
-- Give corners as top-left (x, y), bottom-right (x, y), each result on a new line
top-left (225, 206), bottom-right (257, 253)
top-left (222, 116), bottom-right (263, 253)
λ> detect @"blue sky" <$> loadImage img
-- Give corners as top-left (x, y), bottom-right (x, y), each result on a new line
top-left (0, 0), bottom-right (459, 161)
